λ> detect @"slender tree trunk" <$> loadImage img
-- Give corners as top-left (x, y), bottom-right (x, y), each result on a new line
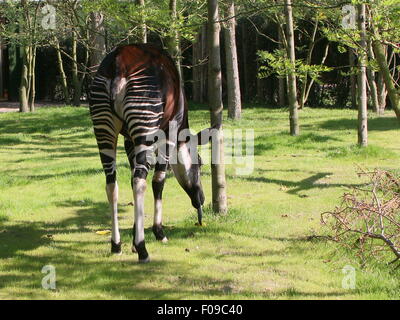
top-left (367, 40), bottom-right (379, 114)
top-left (241, 22), bottom-right (250, 101)
top-left (224, 0), bottom-right (241, 120)
top-left (19, 46), bottom-right (29, 113)
top-left (136, 0), bottom-right (147, 43)
top-left (72, 32), bottom-right (81, 106)
top-left (167, 0), bottom-right (183, 83)
top-left (372, 31), bottom-right (400, 121)
top-left (300, 17), bottom-right (318, 109)
top-left (372, 33), bottom-right (400, 121)
top-left (89, 12), bottom-right (106, 76)
top-left (207, 0), bottom-right (227, 214)
top-left (29, 46), bottom-right (36, 112)
top-left (201, 24), bottom-right (207, 103)
top-left (278, 23), bottom-right (286, 107)
top-left (349, 48), bottom-right (357, 108)
top-left (255, 33), bottom-right (264, 102)
top-left (54, 37), bottom-right (70, 105)
top-left (192, 32), bottom-right (201, 102)
top-left (284, 0), bottom-right (299, 136)
top-left (357, 4), bottom-right (368, 147)
top-left (377, 71), bottom-right (387, 114)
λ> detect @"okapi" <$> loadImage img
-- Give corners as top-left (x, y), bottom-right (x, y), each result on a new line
top-left (89, 44), bottom-right (212, 263)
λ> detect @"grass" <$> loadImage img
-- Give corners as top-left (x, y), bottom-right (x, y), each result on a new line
top-left (0, 105), bottom-right (399, 300)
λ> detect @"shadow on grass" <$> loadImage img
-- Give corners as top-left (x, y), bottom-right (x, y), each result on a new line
top-left (0, 109), bottom-right (91, 136)
top-left (222, 169), bottom-right (360, 196)
top-left (254, 132), bottom-right (342, 155)
top-left (320, 116), bottom-right (399, 131)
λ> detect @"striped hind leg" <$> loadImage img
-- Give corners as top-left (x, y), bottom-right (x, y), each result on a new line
top-left (94, 118), bottom-right (123, 254)
top-left (152, 163), bottom-right (168, 242)
top-left (90, 77), bottom-right (123, 254)
top-left (131, 139), bottom-right (153, 263)
top-left (125, 139), bottom-right (168, 244)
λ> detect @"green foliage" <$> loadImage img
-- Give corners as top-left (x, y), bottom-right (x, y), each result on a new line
top-left (257, 49), bottom-right (332, 83)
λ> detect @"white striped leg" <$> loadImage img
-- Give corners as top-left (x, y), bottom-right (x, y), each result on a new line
top-left (106, 182), bottom-right (121, 254)
top-left (132, 177), bottom-right (150, 263)
top-left (152, 169), bottom-right (168, 242)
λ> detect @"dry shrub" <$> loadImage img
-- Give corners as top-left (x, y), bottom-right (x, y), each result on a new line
top-left (322, 169), bottom-right (400, 268)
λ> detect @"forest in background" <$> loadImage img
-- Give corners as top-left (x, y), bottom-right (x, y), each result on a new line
top-left (1, 0), bottom-right (399, 119)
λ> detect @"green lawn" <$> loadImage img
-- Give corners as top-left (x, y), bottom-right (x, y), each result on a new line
top-left (0, 105), bottom-right (399, 300)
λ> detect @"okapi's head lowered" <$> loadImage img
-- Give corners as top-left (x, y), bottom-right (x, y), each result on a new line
top-left (170, 126), bottom-right (217, 226)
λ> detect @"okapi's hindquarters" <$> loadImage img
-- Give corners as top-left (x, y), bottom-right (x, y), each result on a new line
top-left (90, 44), bottom-right (208, 263)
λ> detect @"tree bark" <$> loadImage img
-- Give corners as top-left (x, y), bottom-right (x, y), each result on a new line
top-left (377, 71), bottom-right (387, 114)
top-left (357, 4), bottom-right (368, 147)
top-left (54, 37), bottom-right (71, 105)
top-left (299, 17), bottom-right (318, 109)
top-left (72, 31), bottom-right (81, 106)
top-left (284, 0), bottom-right (299, 136)
top-left (224, 0), bottom-right (241, 120)
top-left (19, 46), bottom-right (29, 113)
top-left (167, 0), bottom-right (183, 83)
top-left (367, 40), bottom-right (379, 114)
top-left (136, 0), bottom-right (147, 43)
top-left (241, 22), bottom-right (250, 101)
top-left (207, 0), bottom-right (227, 214)
top-left (278, 25), bottom-right (286, 107)
top-left (372, 35), bottom-right (400, 121)
top-left (349, 48), bottom-right (357, 108)
top-left (89, 12), bottom-right (106, 76)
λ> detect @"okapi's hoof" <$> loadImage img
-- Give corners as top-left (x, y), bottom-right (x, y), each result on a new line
top-left (139, 256), bottom-right (151, 264)
top-left (111, 240), bottom-right (122, 255)
top-left (152, 224), bottom-right (167, 242)
top-left (134, 241), bottom-right (150, 263)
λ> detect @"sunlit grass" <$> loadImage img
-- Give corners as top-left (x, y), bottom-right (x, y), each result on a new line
top-left (0, 105), bottom-right (399, 299)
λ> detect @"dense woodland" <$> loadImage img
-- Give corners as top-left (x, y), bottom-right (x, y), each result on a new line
top-left (1, 0), bottom-right (399, 117)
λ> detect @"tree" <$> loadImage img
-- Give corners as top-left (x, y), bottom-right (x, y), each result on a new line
top-left (89, 11), bottom-right (106, 73)
top-left (0, 0), bottom-right (45, 112)
top-left (166, 0), bottom-right (183, 82)
top-left (357, 3), bottom-right (368, 147)
top-left (223, 0), bottom-right (241, 120)
top-left (136, 0), bottom-right (147, 43)
top-left (284, 0), bottom-right (299, 136)
top-left (207, 0), bottom-right (227, 214)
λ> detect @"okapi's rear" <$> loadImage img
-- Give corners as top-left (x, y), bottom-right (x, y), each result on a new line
top-left (89, 44), bottom-right (208, 263)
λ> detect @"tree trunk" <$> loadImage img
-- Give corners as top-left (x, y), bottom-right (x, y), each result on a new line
top-left (136, 0), bottom-right (147, 43)
top-left (367, 40), bottom-right (379, 114)
top-left (357, 4), bottom-right (368, 147)
top-left (192, 32), bottom-right (200, 102)
top-left (29, 46), bottom-right (36, 112)
top-left (255, 33), bottom-right (264, 102)
top-left (19, 46), bottom-right (29, 113)
top-left (89, 12), bottom-right (106, 76)
top-left (207, 0), bottom-right (227, 214)
top-left (372, 36), bottom-right (400, 121)
top-left (377, 71), bottom-right (387, 114)
top-left (299, 17), bottom-right (318, 109)
top-left (167, 0), bottom-right (183, 83)
top-left (349, 48), bottom-right (357, 108)
top-left (54, 37), bottom-right (70, 105)
top-left (284, 0), bottom-right (299, 136)
top-left (278, 24), bottom-right (286, 107)
top-left (224, 0), bottom-right (241, 120)
top-left (72, 32), bottom-right (81, 106)
top-left (241, 22), bottom-right (250, 102)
